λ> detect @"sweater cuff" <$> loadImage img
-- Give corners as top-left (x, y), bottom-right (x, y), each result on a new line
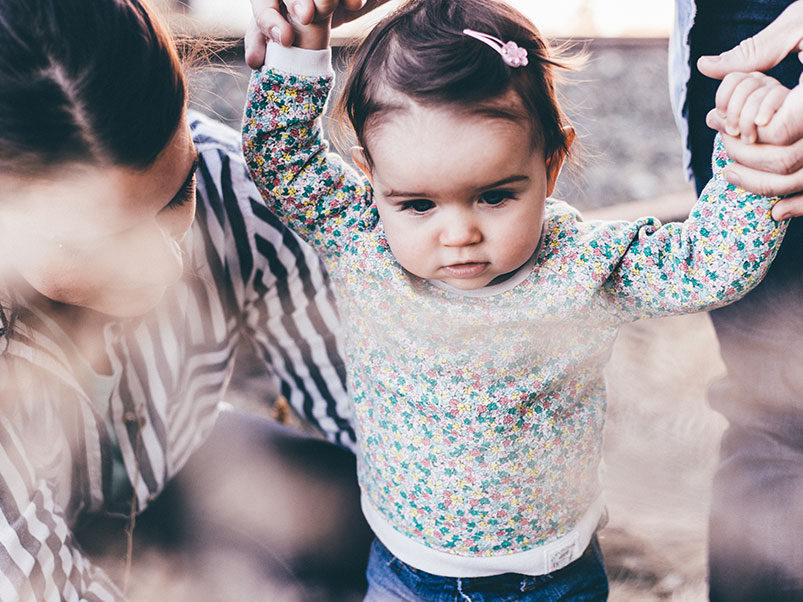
top-left (264, 41), bottom-right (334, 78)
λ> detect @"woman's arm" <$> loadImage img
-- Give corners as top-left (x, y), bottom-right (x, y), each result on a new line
top-left (191, 114), bottom-right (355, 448)
top-left (0, 411), bottom-right (125, 601)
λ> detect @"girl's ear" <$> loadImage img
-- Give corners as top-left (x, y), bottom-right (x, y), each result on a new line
top-left (545, 126), bottom-right (575, 197)
top-left (350, 146), bottom-right (373, 184)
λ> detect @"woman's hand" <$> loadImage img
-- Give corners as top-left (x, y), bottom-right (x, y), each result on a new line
top-left (245, 0), bottom-right (388, 66)
top-left (697, 0), bottom-right (803, 79)
top-left (696, 0), bottom-right (803, 218)
top-left (706, 81), bottom-right (803, 219)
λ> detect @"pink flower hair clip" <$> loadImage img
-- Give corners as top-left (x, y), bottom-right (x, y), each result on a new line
top-left (462, 28), bottom-right (529, 68)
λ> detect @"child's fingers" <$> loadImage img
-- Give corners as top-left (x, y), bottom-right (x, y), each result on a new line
top-left (738, 85), bottom-right (773, 143)
top-left (285, 0), bottom-right (342, 24)
top-left (755, 84), bottom-right (791, 126)
top-left (251, 0), bottom-right (295, 46)
top-left (719, 73), bottom-right (767, 137)
top-left (714, 72), bottom-right (752, 117)
top-left (282, 0), bottom-right (314, 25)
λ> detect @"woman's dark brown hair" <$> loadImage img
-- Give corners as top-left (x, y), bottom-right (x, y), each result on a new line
top-left (336, 0), bottom-right (573, 167)
top-left (0, 0), bottom-right (186, 339)
top-left (0, 0), bottom-right (186, 176)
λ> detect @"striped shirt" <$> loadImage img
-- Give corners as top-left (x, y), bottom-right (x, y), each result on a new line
top-left (0, 112), bottom-right (353, 601)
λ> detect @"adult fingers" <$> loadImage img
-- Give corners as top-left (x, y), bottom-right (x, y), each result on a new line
top-left (722, 156), bottom-right (803, 198)
top-left (771, 192), bottom-right (803, 220)
top-left (756, 84), bottom-right (803, 146)
top-left (717, 131), bottom-right (803, 176)
top-left (244, 17), bottom-right (268, 69)
top-left (332, 0), bottom-right (387, 28)
top-left (339, 0), bottom-right (368, 11)
top-left (697, 0), bottom-right (803, 79)
top-left (251, 0), bottom-right (295, 47)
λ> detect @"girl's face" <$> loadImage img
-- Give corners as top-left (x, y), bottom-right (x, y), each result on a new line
top-left (0, 117), bottom-right (198, 318)
top-left (357, 100), bottom-right (568, 290)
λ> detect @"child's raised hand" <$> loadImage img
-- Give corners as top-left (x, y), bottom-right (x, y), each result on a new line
top-left (246, 0), bottom-right (368, 66)
top-left (711, 71), bottom-right (791, 144)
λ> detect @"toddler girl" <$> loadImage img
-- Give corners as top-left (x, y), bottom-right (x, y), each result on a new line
top-left (242, 0), bottom-right (788, 598)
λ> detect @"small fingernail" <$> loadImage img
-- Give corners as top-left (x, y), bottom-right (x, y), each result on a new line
top-left (742, 132), bottom-right (756, 144)
top-left (292, 2), bottom-right (304, 18)
top-left (724, 169), bottom-right (742, 187)
top-left (269, 26), bottom-right (282, 44)
top-left (772, 206), bottom-right (789, 221)
top-left (726, 125), bottom-right (740, 137)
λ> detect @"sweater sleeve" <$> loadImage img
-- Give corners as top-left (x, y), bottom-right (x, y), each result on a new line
top-left (0, 412), bottom-right (124, 601)
top-left (242, 42), bottom-right (375, 259)
top-left (598, 136), bottom-right (788, 319)
top-left (189, 113), bottom-right (355, 450)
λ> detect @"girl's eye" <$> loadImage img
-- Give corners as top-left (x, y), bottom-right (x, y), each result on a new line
top-left (479, 190), bottom-right (514, 206)
top-left (401, 199), bottom-right (435, 213)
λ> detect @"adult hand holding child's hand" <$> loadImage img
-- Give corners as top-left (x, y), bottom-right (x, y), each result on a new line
top-left (245, 0), bottom-right (385, 64)
top-left (697, 0), bottom-right (803, 219)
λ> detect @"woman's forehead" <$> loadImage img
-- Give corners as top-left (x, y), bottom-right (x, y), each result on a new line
top-left (0, 120), bottom-right (195, 240)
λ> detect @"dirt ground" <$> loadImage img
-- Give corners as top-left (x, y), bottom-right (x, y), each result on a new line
top-left (98, 38), bottom-right (733, 601)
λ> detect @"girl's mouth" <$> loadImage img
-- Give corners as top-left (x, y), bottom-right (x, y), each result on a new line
top-left (442, 262), bottom-right (489, 279)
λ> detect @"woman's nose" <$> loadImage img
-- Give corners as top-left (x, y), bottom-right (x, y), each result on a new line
top-left (439, 211), bottom-right (482, 247)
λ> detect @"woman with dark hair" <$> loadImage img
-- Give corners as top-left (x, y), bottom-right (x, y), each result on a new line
top-left (0, 0), bottom-right (373, 598)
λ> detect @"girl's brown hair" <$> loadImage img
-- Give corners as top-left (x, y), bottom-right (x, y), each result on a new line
top-left (336, 0), bottom-right (573, 166)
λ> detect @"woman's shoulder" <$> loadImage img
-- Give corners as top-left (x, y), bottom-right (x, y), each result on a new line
top-left (189, 110), bottom-right (241, 155)
top-left (187, 110), bottom-right (261, 226)
top-left (186, 111), bottom-right (321, 293)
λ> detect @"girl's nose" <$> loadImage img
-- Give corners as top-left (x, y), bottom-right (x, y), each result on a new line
top-left (439, 212), bottom-right (482, 247)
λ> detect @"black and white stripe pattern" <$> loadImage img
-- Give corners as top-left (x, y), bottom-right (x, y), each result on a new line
top-left (0, 112), bottom-right (354, 600)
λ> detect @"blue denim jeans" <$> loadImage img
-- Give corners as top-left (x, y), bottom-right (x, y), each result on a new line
top-left (687, 2), bottom-right (803, 600)
top-left (364, 537), bottom-right (608, 602)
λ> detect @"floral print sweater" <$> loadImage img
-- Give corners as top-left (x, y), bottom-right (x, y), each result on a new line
top-left (242, 44), bottom-right (786, 575)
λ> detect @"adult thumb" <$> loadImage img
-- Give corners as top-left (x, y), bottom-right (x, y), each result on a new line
top-left (697, 1), bottom-right (803, 79)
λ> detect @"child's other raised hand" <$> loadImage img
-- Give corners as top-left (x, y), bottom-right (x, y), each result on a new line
top-left (710, 71), bottom-right (791, 144)
top-left (245, 0), bottom-right (371, 66)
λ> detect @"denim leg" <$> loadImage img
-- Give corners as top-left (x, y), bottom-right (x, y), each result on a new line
top-left (687, 2), bottom-right (803, 599)
top-left (364, 537), bottom-right (608, 601)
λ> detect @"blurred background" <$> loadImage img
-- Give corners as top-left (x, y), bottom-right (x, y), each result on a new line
top-left (102, 2), bottom-right (728, 600)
